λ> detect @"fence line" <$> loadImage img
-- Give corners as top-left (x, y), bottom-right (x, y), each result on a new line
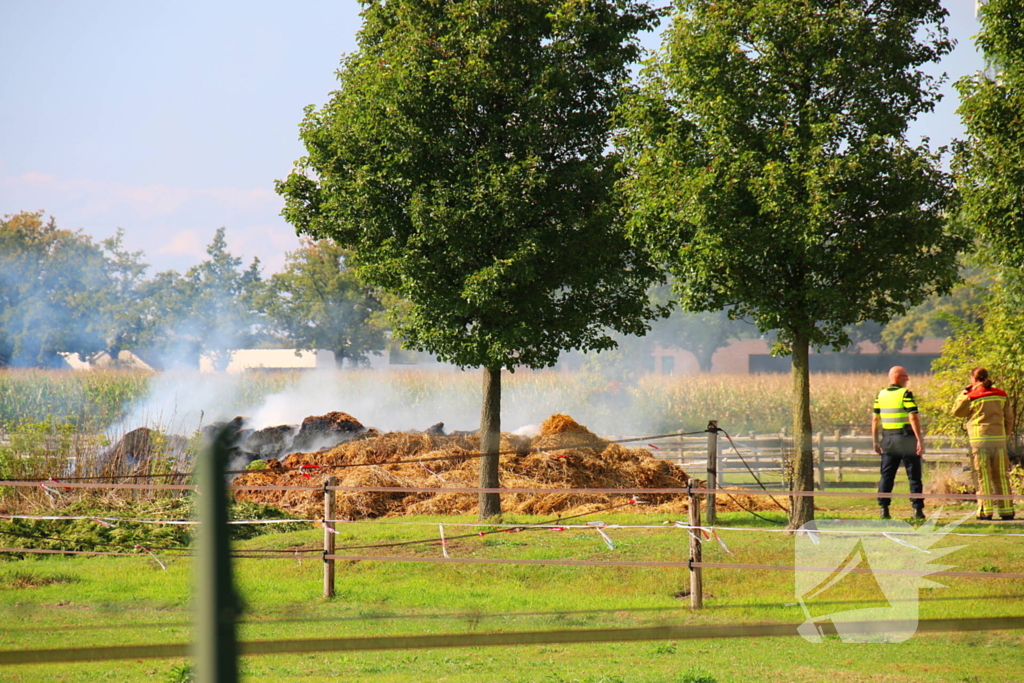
top-left (3, 480), bottom-right (1021, 501)
top-left (0, 547), bottom-right (190, 558)
top-left (3, 428), bottom-right (712, 483)
top-left (313, 554), bottom-right (1024, 580)
top-left (4, 544), bottom-right (1022, 581)
top-left (6, 521), bottom-right (1024, 563)
top-left (3, 421), bottom-right (1017, 672)
top-left (7, 514), bottom-right (1024, 539)
top-left (3, 616), bottom-right (1023, 666)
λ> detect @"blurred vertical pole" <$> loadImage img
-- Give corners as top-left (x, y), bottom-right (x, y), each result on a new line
top-left (323, 476), bottom-right (336, 598)
top-left (705, 421), bottom-right (718, 525)
top-left (688, 486), bottom-right (703, 610)
top-left (196, 425), bottom-right (239, 683)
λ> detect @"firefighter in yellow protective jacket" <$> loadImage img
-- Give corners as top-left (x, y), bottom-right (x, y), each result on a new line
top-left (952, 367), bottom-right (1016, 520)
top-left (872, 366), bottom-right (925, 520)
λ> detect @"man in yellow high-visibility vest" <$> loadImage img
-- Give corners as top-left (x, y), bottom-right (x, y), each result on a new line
top-left (872, 365), bottom-right (925, 520)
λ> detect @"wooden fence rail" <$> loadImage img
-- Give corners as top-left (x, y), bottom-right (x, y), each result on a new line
top-left (646, 432), bottom-right (971, 491)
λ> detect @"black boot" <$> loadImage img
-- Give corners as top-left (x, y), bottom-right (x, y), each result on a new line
top-left (913, 508), bottom-right (925, 520)
top-left (880, 506), bottom-right (891, 520)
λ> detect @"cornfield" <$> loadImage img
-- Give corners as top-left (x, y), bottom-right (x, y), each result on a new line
top-left (0, 368), bottom-right (151, 431)
top-left (0, 367), bottom-right (940, 438)
top-left (634, 372), bottom-right (938, 435)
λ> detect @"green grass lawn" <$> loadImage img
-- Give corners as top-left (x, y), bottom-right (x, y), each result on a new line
top-left (1, 502), bottom-right (1023, 683)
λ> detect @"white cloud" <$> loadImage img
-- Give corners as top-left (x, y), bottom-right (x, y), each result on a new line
top-left (20, 171), bottom-right (55, 182)
top-left (3, 172), bottom-right (279, 221)
top-left (158, 230), bottom-right (206, 259)
top-left (0, 170), bottom-right (300, 274)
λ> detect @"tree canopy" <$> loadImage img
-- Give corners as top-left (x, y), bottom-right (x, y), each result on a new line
top-left (0, 212), bottom-right (112, 366)
top-left (263, 239), bottom-right (386, 368)
top-left (277, 0), bottom-right (665, 517)
top-left (0, 217), bottom-right (277, 370)
top-left (617, 0), bottom-right (966, 525)
top-left (133, 228), bottom-right (265, 370)
top-left (279, 0), bottom-right (663, 372)
top-left (954, 0), bottom-right (1024, 268)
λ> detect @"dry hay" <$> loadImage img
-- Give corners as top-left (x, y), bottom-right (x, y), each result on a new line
top-left (233, 414), bottom-right (776, 519)
top-left (652, 488), bottom-right (780, 515)
top-left (926, 463), bottom-right (975, 496)
top-left (290, 411), bottom-right (372, 452)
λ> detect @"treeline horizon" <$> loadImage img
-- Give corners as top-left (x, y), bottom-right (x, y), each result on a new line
top-left (1, 207), bottom-right (982, 377)
top-left (0, 211), bottom-right (387, 370)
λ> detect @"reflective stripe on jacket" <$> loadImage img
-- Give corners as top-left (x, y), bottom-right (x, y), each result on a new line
top-left (874, 386), bottom-right (918, 430)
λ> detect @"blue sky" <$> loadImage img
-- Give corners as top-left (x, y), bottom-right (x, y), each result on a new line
top-left (0, 1), bottom-right (984, 276)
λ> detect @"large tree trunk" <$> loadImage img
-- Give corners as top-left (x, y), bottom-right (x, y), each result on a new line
top-left (695, 345), bottom-right (715, 373)
top-left (479, 366), bottom-right (502, 519)
top-left (789, 334), bottom-right (815, 528)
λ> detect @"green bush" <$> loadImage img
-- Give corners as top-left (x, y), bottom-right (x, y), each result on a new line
top-left (0, 496), bottom-right (307, 558)
top-left (923, 269), bottom-right (1024, 451)
top-left (0, 417), bottom-right (89, 483)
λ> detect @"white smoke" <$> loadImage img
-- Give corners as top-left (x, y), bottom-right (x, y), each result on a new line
top-left (512, 423), bottom-right (541, 438)
top-left (107, 370), bottom-right (246, 437)
top-left (109, 364), bottom-right (656, 444)
top-left (246, 367), bottom-right (483, 433)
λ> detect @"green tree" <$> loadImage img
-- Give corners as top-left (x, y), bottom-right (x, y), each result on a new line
top-left (871, 265), bottom-right (988, 352)
top-left (841, 254), bottom-right (990, 353)
top-left (277, 0), bottom-right (664, 518)
top-left (617, 0), bottom-right (966, 526)
top-left (263, 239), bottom-right (386, 368)
top-left (938, 0), bottom-right (1024, 452)
top-left (93, 230), bottom-right (151, 360)
top-left (648, 287), bottom-right (759, 372)
top-left (926, 269), bottom-right (1024, 454)
top-left (133, 269), bottom-right (197, 369)
top-left (186, 228), bottom-right (264, 370)
top-left (134, 229), bottom-right (265, 369)
top-left (954, 0), bottom-right (1024, 268)
top-left (0, 211), bottom-right (109, 366)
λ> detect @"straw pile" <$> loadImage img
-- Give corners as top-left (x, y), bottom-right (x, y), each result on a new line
top-left (233, 414), bottom-right (775, 519)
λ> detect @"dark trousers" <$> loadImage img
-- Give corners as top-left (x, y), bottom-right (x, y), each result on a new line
top-left (877, 434), bottom-right (923, 509)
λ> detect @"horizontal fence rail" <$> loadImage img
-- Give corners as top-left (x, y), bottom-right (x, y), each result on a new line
top-left (647, 432), bottom-right (973, 490)
top-left (1, 480), bottom-right (1020, 500)
top-left (2, 617), bottom-right (1023, 666)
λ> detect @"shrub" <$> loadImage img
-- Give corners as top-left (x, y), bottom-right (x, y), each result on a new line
top-left (923, 271), bottom-right (1024, 450)
top-left (0, 496), bottom-right (306, 557)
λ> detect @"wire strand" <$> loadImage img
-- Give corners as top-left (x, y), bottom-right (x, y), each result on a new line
top-left (27, 429), bottom-right (711, 482)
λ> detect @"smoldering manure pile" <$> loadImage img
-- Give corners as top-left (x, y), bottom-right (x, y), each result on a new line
top-left (233, 413), bottom-right (773, 519)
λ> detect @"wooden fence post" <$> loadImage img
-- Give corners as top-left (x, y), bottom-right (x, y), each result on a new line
top-left (688, 486), bottom-right (703, 610)
top-left (706, 421), bottom-right (718, 525)
top-left (323, 476), bottom-right (336, 599)
top-left (834, 429), bottom-right (843, 483)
